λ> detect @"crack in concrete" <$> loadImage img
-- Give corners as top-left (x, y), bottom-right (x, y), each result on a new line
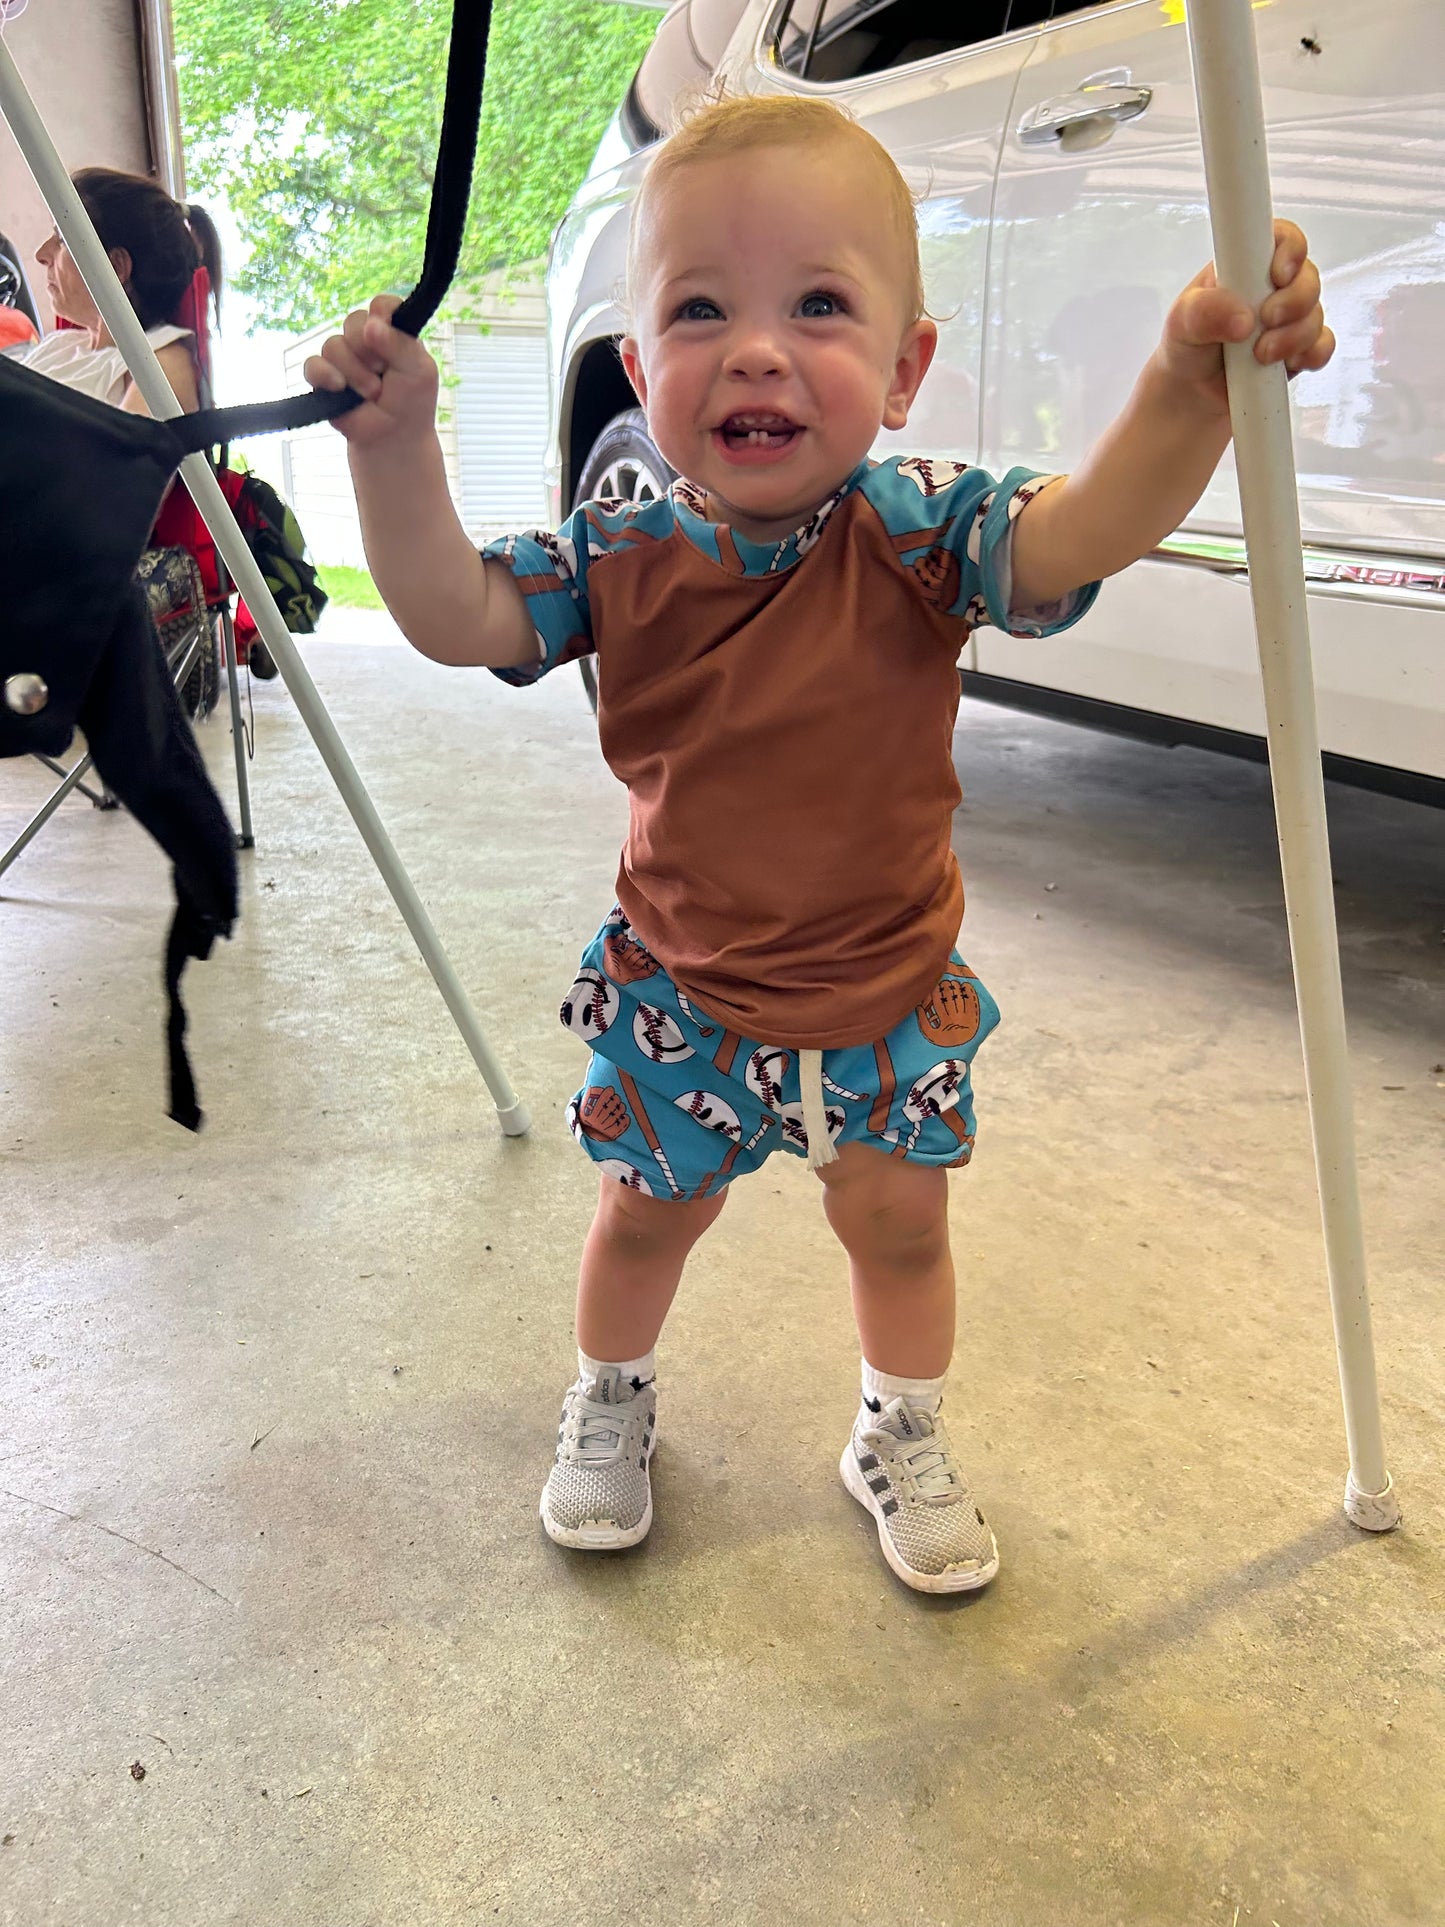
top-left (0, 1486), bottom-right (235, 1606)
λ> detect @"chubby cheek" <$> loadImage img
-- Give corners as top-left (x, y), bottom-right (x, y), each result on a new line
top-left (811, 349), bottom-right (890, 428)
top-left (637, 360), bottom-right (709, 463)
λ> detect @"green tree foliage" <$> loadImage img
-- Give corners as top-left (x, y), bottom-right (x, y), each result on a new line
top-left (171, 0), bottom-right (656, 331)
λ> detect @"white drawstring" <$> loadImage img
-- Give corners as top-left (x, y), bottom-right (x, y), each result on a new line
top-left (799, 1047), bottom-right (838, 1168)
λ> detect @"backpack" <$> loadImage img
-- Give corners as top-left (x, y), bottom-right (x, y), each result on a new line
top-left (228, 470), bottom-right (328, 634)
top-left (149, 464), bottom-right (328, 637)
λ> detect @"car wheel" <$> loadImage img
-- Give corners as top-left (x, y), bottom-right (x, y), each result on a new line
top-left (572, 408), bottom-right (673, 714)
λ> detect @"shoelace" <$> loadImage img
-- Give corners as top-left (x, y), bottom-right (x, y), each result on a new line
top-left (564, 1392), bottom-right (642, 1464)
top-left (867, 1416), bottom-right (965, 1504)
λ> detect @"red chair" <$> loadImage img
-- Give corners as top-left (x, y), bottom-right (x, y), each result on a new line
top-left (0, 226), bottom-right (40, 350)
top-left (149, 266), bottom-right (273, 675)
top-left (149, 265), bottom-right (274, 697)
top-left (0, 306), bottom-right (38, 351)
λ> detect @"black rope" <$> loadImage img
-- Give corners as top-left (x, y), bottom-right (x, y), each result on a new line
top-left (171, 0), bottom-right (492, 457)
top-left (390, 0), bottom-right (490, 338)
top-left (165, 900), bottom-right (204, 1131)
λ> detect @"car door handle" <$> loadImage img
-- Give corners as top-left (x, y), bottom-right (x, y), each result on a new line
top-left (1016, 83), bottom-right (1153, 146)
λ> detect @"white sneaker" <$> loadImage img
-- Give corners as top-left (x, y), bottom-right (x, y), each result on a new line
top-left (540, 1366), bottom-right (657, 1550)
top-left (840, 1396), bottom-right (999, 1593)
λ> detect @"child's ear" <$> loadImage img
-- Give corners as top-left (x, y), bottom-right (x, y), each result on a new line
top-left (619, 337), bottom-right (648, 409)
top-left (882, 317), bottom-right (938, 432)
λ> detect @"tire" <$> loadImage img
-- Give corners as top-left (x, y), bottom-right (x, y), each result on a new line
top-left (572, 408), bottom-right (674, 714)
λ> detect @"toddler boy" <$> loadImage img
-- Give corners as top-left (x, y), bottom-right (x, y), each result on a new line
top-left (308, 94), bottom-right (1331, 1592)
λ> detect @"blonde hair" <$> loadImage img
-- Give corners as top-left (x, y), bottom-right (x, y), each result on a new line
top-left (626, 93), bottom-right (925, 325)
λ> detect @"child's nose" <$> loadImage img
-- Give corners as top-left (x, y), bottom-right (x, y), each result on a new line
top-left (725, 327), bottom-right (789, 380)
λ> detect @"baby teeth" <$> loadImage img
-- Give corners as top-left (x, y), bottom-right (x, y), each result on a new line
top-left (724, 421), bottom-right (793, 443)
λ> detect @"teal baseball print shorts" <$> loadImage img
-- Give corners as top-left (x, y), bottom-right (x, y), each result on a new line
top-left (558, 908), bottom-right (1001, 1201)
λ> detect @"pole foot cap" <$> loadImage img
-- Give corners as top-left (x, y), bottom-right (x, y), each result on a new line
top-left (1344, 1471), bottom-right (1400, 1532)
top-left (495, 1099), bottom-right (531, 1138)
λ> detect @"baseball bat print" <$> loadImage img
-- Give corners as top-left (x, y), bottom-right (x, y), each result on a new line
top-left (617, 1070), bottom-right (684, 1200)
top-left (869, 1038), bottom-right (897, 1135)
top-left (712, 1030), bottom-right (745, 1077)
top-left (692, 1138), bottom-right (745, 1199)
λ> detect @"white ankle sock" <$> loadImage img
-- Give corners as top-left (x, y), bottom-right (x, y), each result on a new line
top-left (861, 1360), bottom-right (946, 1416)
top-left (578, 1347), bottom-right (656, 1395)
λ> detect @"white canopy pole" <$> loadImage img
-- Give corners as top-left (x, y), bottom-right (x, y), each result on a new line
top-left (1184, 0), bottom-right (1396, 1529)
top-left (0, 33), bottom-right (529, 1138)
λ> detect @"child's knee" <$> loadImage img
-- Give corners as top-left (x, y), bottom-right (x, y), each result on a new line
top-left (592, 1177), bottom-right (726, 1259)
top-left (855, 1200), bottom-right (949, 1274)
top-left (820, 1155), bottom-right (949, 1271)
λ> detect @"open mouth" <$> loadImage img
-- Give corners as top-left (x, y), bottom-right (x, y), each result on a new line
top-left (716, 410), bottom-right (802, 453)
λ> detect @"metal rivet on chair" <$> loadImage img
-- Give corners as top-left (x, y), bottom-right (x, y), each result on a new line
top-left (4, 673), bottom-right (49, 716)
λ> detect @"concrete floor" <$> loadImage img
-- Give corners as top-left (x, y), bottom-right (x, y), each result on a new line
top-left (2, 616), bottom-right (1442, 1927)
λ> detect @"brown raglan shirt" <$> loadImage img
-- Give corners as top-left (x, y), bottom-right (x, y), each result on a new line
top-left (487, 458), bottom-right (1097, 1049)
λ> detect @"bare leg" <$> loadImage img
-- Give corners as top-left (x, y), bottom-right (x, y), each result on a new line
top-left (543, 1179), bottom-right (725, 1551)
top-left (816, 1143), bottom-right (954, 1377)
top-left (575, 1178), bottom-right (727, 1361)
top-left (820, 1145), bottom-right (997, 1592)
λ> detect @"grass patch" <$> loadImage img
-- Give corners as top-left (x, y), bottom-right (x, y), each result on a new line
top-left (318, 563), bottom-right (385, 610)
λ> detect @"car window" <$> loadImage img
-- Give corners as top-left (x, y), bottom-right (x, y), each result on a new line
top-left (774, 0), bottom-right (1070, 83)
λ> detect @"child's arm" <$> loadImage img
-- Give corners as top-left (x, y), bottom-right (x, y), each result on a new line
top-left (304, 297), bottom-right (538, 669)
top-left (1009, 221), bottom-right (1334, 610)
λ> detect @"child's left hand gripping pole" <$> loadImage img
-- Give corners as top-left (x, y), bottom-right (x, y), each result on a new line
top-left (0, 33), bottom-right (529, 1140)
top-left (1185, 0), bottom-right (1394, 1528)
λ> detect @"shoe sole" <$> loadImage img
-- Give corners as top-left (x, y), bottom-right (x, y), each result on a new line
top-left (839, 1446), bottom-right (1000, 1595)
top-left (539, 1445), bottom-right (655, 1551)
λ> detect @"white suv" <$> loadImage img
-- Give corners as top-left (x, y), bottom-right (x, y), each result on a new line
top-left (545, 0), bottom-right (1445, 802)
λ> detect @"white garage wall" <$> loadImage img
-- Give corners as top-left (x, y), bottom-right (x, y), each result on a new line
top-left (279, 273), bottom-right (548, 571)
top-left (279, 325), bottom-right (369, 570)
top-left (452, 327), bottom-right (551, 539)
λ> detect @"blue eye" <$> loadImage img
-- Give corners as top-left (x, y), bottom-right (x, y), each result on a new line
top-left (799, 290), bottom-right (843, 318)
top-left (677, 297), bottom-right (723, 322)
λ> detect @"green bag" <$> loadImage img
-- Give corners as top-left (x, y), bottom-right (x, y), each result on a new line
top-left (232, 470), bottom-right (328, 634)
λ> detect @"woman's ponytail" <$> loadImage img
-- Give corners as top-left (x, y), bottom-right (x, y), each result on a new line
top-left (185, 201), bottom-right (224, 323)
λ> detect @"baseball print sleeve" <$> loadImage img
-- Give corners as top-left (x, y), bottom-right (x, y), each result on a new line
top-left (481, 503), bottom-right (597, 687)
top-left (955, 467), bottom-right (1101, 638)
top-left (869, 457), bottom-right (1100, 639)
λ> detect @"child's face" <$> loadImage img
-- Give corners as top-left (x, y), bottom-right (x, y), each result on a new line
top-left (620, 144), bottom-right (936, 542)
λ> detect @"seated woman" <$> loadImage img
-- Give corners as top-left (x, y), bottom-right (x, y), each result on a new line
top-left (24, 170), bottom-right (217, 627)
top-left (25, 167), bottom-right (220, 414)
top-left (20, 170), bottom-right (273, 675)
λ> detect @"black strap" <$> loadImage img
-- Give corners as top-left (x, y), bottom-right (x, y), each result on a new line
top-left (168, 0), bottom-right (491, 459)
top-left (389, 0), bottom-right (489, 340)
top-left (164, 900), bottom-right (205, 1131)
top-left (172, 383), bottom-right (360, 452)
